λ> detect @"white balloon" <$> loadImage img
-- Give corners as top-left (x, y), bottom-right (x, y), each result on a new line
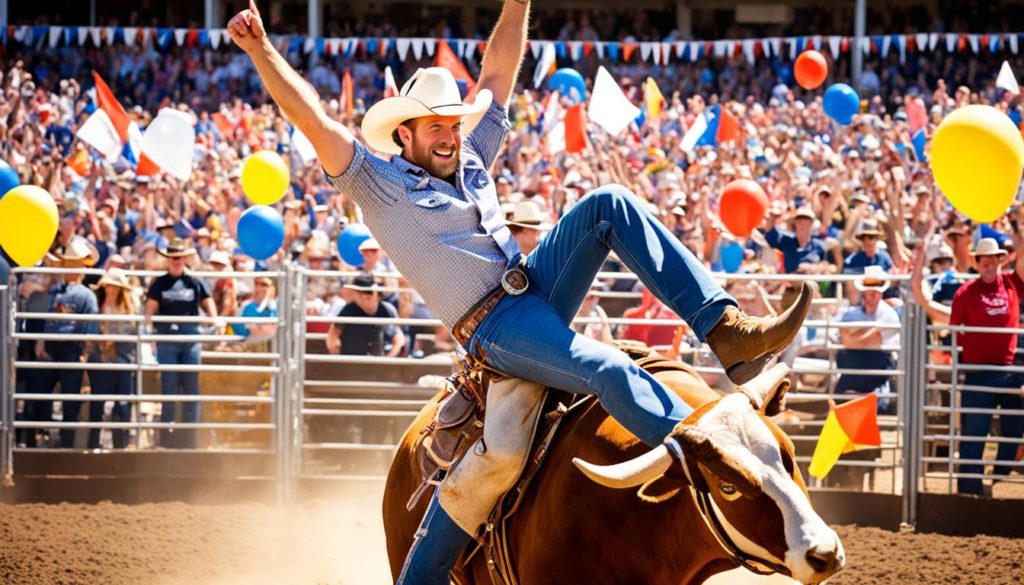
top-left (141, 108), bottom-right (196, 181)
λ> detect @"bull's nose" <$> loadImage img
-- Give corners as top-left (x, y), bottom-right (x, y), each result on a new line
top-left (804, 544), bottom-right (840, 576)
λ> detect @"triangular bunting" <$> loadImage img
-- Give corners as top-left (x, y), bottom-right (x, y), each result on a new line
top-left (174, 28), bottom-right (187, 46)
top-left (396, 38), bottom-right (410, 62)
top-left (828, 36), bottom-right (841, 59)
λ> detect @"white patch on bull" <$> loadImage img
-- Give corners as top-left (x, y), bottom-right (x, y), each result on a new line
top-left (695, 394), bottom-right (844, 584)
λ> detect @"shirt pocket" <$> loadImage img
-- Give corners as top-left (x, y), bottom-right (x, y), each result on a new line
top-left (408, 191), bottom-right (453, 211)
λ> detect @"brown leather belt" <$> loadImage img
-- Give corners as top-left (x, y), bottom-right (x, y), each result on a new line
top-left (453, 263), bottom-right (529, 347)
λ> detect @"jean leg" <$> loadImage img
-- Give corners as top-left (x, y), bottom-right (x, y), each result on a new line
top-left (396, 490), bottom-right (473, 585)
top-left (111, 371), bottom-right (133, 449)
top-left (25, 368), bottom-right (58, 448)
top-left (993, 391), bottom-right (1024, 477)
top-left (58, 363), bottom-right (85, 449)
top-left (526, 185), bottom-right (736, 339)
top-left (157, 343), bottom-right (181, 448)
top-left (177, 343), bottom-right (201, 449)
top-left (88, 369), bottom-right (111, 449)
top-left (958, 373), bottom-right (996, 495)
top-left (474, 293), bottom-right (692, 446)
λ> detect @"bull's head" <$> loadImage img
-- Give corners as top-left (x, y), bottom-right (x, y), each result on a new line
top-left (573, 364), bottom-right (845, 585)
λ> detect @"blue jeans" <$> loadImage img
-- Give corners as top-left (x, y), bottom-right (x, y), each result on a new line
top-left (28, 353), bottom-right (85, 448)
top-left (156, 342), bottom-right (201, 449)
top-left (957, 371), bottom-right (1024, 495)
top-left (88, 369), bottom-right (134, 449)
top-left (472, 185), bottom-right (735, 446)
top-left (399, 185), bottom-right (736, 585)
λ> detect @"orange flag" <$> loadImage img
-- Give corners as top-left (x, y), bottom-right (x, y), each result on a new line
top-left (564, 104), bottom-right (587, 153)
top-left (809, 393), bottom-right (882, 479)
top-left (342, 71), bottom-right (355, 116)
top-left (716, 106), bottom-right (741, 144)
top-left (436, 40), bottom-right (475, 86)
top-left (92, 71), bottom-right (130, 142)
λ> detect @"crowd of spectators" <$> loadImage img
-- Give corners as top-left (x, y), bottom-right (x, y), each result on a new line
top-left (1, 28), bottom-right (1021, 491)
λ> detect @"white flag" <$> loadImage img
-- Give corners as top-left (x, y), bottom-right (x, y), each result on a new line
top-left (996, 61), bottom-right (1020, 95)
top-left (546, 122), bottom-right (566, 155)
top-left (587, 67), bottom-right (640, 136)
top-left (76, 110), bottom-right (123, 161)
top-left (533, 42), bottom-right (556, 88)
top-left (292, 128), bottom-right (318, 164)
top-left (680, 113), bottom-right (709, 154)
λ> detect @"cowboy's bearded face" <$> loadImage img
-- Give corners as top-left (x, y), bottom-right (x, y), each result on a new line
top-left (402, 115), bottom-right (464, 179)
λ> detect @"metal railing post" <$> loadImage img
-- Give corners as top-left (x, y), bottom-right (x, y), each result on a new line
top-left (900, 302), bottom-right (924, 527)
top-left (275, 268), bottom-right (290, 504)
top-left (1, 285), bottom-right (13, 488)
top-left (292, 266), bottom-right (308, 488)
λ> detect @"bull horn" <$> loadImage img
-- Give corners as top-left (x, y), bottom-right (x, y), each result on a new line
top-left (738, 362), bottom-right (790, 412)
top-left (573, 445), bottom-right (673, 489)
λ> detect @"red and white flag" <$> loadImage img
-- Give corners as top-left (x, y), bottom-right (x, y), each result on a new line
top-left (383, 66), bottom-right (399, 98)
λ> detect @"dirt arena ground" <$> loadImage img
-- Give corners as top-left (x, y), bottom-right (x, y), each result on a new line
top-left (2, 487), bottom-right (1022, 585)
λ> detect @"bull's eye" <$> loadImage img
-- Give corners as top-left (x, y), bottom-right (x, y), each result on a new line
top-left (719, 482), bottom-right (741, 500)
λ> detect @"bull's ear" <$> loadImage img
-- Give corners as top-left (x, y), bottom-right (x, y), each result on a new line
top-left (739, 363), bottom-right (790, 417)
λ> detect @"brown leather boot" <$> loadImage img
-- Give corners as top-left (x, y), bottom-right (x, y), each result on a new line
top-left (706, 281), bottom-right (814, 386)
top-left (663, 426), bottom-right (762, 498)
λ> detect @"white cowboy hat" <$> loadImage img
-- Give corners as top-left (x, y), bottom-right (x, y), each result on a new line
top-left (971, 237), bottom-right (1008, 258)
top-left (51, 236), bottom-right (100, 266)
top-left (505, 201), bottom-right (552, 231)
top-left (854, 265), bottom-right (890, 292)
top-left (92, 267), bottom-right (134, 291)
top-left (358, 238), bottom-right (381, 252)
top-left (361, 67), bottom-right (493, 156)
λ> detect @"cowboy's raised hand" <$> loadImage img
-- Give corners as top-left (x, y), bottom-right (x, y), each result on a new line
top-left (228, 0), bottom-right (266, 54)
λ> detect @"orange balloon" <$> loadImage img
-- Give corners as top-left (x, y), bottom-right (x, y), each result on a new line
top-left (794, 50), bottom-right (828, 90)
top-left (720, 179), bottom-right (769, 238)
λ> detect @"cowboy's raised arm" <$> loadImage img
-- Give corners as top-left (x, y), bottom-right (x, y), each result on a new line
top-left (477, 0), bottom-right (530, 107)
top-left (228, 0), bottom-right (354, 177)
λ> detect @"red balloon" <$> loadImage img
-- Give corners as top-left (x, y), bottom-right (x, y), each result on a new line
top-left (794, 50), bottom-right (828, 90)
top-left (720, 179), bottom-right (769, 238)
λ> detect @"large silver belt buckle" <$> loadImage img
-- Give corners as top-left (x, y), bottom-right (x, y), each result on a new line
top-left (501, 267), bottom-right (529, 296)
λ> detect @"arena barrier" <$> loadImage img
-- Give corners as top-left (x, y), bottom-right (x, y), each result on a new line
top-left (3, 267), bottom-right (1022, 530)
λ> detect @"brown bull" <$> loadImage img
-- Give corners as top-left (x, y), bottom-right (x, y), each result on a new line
top-left (383, 359), bottom-right (845, 585)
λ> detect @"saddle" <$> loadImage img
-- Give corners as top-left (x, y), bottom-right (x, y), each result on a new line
top-left (406, 355), bottom-right (495, 511)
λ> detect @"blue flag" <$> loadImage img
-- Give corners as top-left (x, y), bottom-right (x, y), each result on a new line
top-left (911, 129), bottom-right (927, 162)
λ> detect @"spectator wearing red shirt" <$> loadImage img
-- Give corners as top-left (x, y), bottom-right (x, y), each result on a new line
top-left (949, 237), bottom-right (1024, 496)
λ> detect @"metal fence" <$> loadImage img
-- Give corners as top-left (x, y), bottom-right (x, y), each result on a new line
top-left (2, 268), bottom-right (1023, 526)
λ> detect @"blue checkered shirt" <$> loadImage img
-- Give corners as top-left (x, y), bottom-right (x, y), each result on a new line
top-left (326, 101), bottom-right (519, 330)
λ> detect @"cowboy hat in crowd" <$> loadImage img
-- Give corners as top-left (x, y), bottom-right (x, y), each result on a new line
top-left (854, 265), bottom-right (890, 293)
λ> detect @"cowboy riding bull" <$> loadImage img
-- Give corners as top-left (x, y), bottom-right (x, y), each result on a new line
top-left (229, 1), bottom-right (841, 583)
top-left (383, 358), bottom-right (845, 585)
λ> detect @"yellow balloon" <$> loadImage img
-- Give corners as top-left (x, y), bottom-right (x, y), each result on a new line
top-left (0, 185), bottom-right (59, 267)
top-left (241, 150), bottom-right (290, 205)
top-left (931, 104), bottom-right (1024, 223)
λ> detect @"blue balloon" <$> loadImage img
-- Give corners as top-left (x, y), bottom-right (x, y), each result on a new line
top-left (337, 223), bottom-right (372, 267)
top-left (823, 83), bottom-right (860, 126)
top-left (0, 159), bottom-right (19, 200)
top-left (547, 68), bottom-right (587, 103)
top-left (237, 206), bottom-right (284, 261)
top-left (720, 242), bottom-right (745, 274)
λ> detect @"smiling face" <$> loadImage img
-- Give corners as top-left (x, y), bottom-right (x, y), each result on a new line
top-left (398, 114), bottom-right (464, 180)
top-left (976, 254), bottom-right (1003, 283)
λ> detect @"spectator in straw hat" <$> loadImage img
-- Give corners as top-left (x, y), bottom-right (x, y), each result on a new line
top-left (834, 266), bottom-right (900, 414)
top-left (950, 237), bottom-right (1024, 496)
top-left (504, 200), bottom-right (551, 256)
top-left (844, 219), bottom-right (893, 276)
top-left (85, 268), bottom-right (138, 450)
top-left (28, 237), bottom-right (99, 448)
top-left (763, 205), bottom-right (830, 275)
top-left (144, 237), bottom-right (219, 449)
